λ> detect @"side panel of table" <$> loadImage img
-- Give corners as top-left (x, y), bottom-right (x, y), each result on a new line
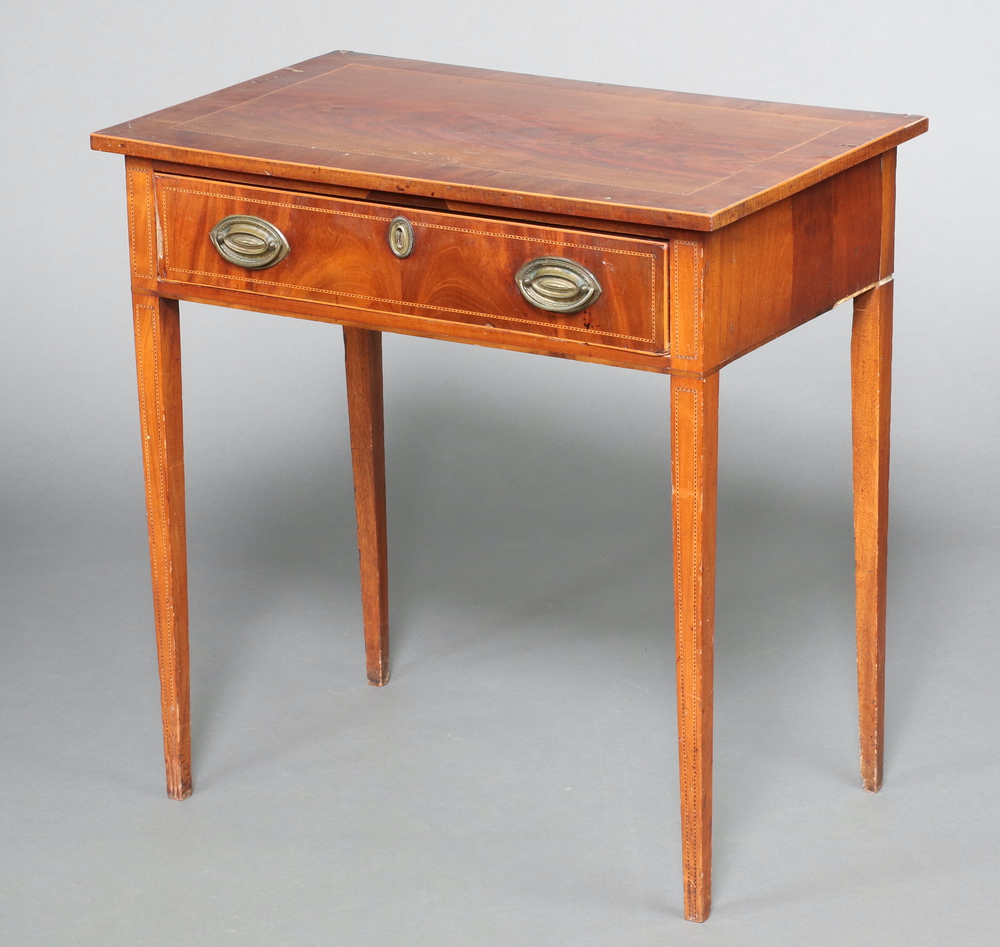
top-left (699, 154), bottom-right (887, 374)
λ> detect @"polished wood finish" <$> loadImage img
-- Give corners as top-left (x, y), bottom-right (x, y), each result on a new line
top-left (132, 293), bottom-right (192, 800)
top-left (149, 278), bottom-right (675, 375)
top-left (145, 159), bottom-right (896, 377)
top-left (154, 174), bottom-right (668, 356)
top-left (879, 149), bottom-right (897, 279)
top-left (94, 52), bottom-right (926, 922)
top-left (143, 157), bottom-right (680, 242)
top-left (343, 327), bottom-right (390, 686)
top-left (126, 160), bottom-right (157, 286)
top-left (670, 372), bottom-right (719, 923)
top-left (93, 51), bottom-right (926, 232)
top-left (700, 154), bottom-right (885, 373)
top-left (851, 281), bottom-right (893, 792)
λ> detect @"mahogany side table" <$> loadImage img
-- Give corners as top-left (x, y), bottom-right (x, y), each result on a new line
top-left (92, 52), bottom-right (927, 921)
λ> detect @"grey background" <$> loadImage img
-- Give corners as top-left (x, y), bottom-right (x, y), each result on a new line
top-left (2, 1), bottom-right (998, 944)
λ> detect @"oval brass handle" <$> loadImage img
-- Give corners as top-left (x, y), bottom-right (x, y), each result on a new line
top-left (387, 217), bottom-right (415, 258)
top-left (210, 215), bottom-right (290, 269)
top-left (515, 257), bottom-right (602, 313)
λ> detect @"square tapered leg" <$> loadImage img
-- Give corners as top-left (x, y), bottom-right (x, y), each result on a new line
top-left (133, 292), bottom-right (192, 800)
top-left (851, 281), bottom-right (893, 792)
top-left (343, 326), bottom-right (390, 686)
top-left (670, 372), bottom-right (719, 921)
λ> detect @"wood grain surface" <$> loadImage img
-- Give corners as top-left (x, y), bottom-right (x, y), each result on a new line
top-left (851, 281), bottom-right (893, 792)
top-left (92, 51), bottom-right (927, 231)
top-left (126, 159), bottom-right (156, 287)
top-left (155, 174), bottom-right (668, 357)
top-left (699, 154), bottom-right (885, 372)
top-left (99, 52), bottom-right (925, 921)
top-left (670, 372), bottom-right (719, 921)
top-left (343, 327), bottom-right (390, 686)
top-left (132, 293), bottom-right (192, 801)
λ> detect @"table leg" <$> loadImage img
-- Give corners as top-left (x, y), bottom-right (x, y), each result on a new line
top-left (851, 280), bottom-right (892, 792)
top-left (670, 372), bottom-right (719, 922)
top-left (132, 292), bottom-right (192, 800)
top-left (343, 327), bottom-right (390, 686)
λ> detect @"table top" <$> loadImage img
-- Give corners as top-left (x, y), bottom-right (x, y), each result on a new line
top-left (92, 51), bottom-right (926, 231)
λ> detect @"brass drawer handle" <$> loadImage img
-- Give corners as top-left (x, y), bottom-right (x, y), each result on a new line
top-left (210, 215), bottom-right (289, 269)
top-left (515, 257), bottom-right (602, 313)
top-left (387, 216), bottom-right (415, 258)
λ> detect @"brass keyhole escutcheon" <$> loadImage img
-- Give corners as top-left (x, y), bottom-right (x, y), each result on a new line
top-left (387, 217), bottom-right (415, 258)
top-left (209, 215), bottom-right (290, 270)
top-left (515, 257), bottom-right (602, 313)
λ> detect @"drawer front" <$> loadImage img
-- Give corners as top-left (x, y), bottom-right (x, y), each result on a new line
top-left (154, 175), bottom-right (668, 355)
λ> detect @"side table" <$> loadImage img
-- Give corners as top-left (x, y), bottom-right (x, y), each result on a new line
top-left (92, 51), bottom-right (927, 921)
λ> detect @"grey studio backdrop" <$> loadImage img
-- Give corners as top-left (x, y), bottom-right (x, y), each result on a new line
top-left (1, 2), bottom-right (997, 945)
